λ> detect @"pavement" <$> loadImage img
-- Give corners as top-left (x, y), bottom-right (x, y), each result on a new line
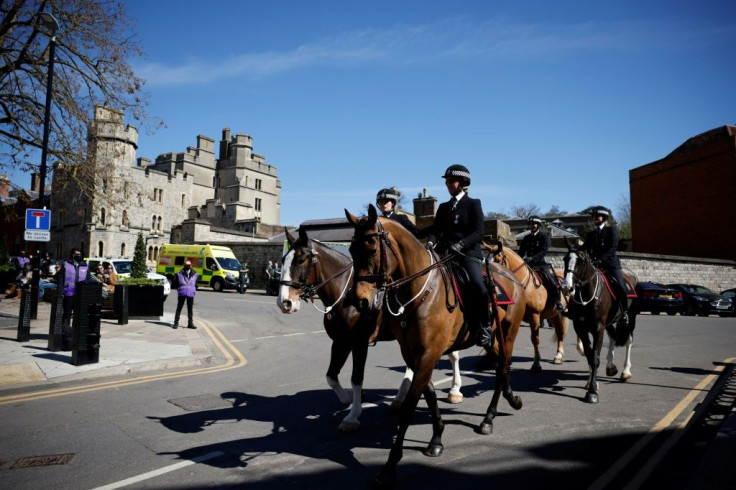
top-left (0, 294), bottom-right (214, 390)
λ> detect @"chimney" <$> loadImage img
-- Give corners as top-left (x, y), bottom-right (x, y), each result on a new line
top-left (31, 172), bottom-right (41, 192)
top-left (0, 173), bottom-right (9, 198)
top-left (219, 128), bottom-right (231, 160)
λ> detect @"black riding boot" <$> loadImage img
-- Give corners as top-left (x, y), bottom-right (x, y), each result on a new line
top-left (476, 322), bottom-right (493, 347)
top-left (616, 296), bottom-right (629, 328)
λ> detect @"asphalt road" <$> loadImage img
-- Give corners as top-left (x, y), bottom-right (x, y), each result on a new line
top-left (0, 288), bottom-right (734, 490)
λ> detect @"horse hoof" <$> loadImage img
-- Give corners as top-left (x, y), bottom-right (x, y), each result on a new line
top-left (339, 420), bottom-right (360, 432)
top-left (478, 422), bottom-right (493, 435)
top-left (553, 355), bottom-right (563, 365)
top-left (531, 362), bottom-right (542, 372)
top-left (389, 400), bottom-right (402, 413)
top-left (423, 443), bottom-right (444, 457)
top-left (584, 393), bottom-right (599, 404)
top-left (508, 395), bottom-right (523, 411)
top-left (446, 393), bottom-right (463, 404)
top-left (606, 366), bottom-right (618, 377)
top-left (620, 372), bottom-right (632, 382)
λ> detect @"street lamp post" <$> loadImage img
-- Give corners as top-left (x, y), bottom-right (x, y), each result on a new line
top-left (30, 12), bottom-right (60, 320)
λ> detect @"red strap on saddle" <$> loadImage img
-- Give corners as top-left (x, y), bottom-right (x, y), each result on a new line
top-left (600, 273), bottom-right (638, 299)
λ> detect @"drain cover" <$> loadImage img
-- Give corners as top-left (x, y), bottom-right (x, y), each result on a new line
top-left (11, 453), bottom-right (75, 469)
top-left (168, 393), bottom-right (233, 411)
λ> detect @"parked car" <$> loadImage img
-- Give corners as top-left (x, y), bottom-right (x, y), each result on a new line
top-left (720, 288), bottom-right (736, 316)
top-left (632, 281), bottom-right (683, 315)
top-left (87, 257), bottom-right (171, 298)
top-left (666, 284), bottom-right (734, 317)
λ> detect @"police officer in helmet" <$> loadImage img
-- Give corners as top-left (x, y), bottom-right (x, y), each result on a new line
top-left (425, 164), bottom-right (492, 347)
top-left (581, 206), bottom-right (629, 328)
top-left (519, 215), bottom-right (565, 311)
top-left (376, 188), bottom-right (419, 236)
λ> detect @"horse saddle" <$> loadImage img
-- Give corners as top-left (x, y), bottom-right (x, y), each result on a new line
top-left (448, 262), bottom-right (514, 307)
top-left (601, 274), bottom-right (637, 299)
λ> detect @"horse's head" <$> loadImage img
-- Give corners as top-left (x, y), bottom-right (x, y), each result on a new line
top-left (562, 237), bottom-right (592, 295)
top-left (345, 204), bottom-right (396, 313)
top-left (277, 227), bottom-right (318, 313)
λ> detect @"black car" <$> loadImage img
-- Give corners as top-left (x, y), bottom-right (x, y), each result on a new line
top-left (632, 281), bottom-right (683, 315)
top-left (720, 288), bottom-right (736, 316)
top-left (666, 284), bottom-right (735, 317)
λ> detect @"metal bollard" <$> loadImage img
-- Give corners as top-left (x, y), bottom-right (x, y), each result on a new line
top-left (16, 288), bottom-right (31, 342)
top-left (72, 280), bottom-right (102, 366)
top-left (48, 288), bottom-right (67, 352)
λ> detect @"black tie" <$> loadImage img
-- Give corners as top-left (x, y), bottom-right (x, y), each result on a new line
top-left (451, 197), bottom-right (458, 210)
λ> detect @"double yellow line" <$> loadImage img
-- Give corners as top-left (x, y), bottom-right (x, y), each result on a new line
top-left (0, 319), bottom-right (246, 406)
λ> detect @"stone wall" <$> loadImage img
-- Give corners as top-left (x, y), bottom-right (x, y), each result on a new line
top-left (544, 249), bottom-right (736, 292)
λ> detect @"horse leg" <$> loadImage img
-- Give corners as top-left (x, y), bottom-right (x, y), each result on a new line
top-left (584, 327), bottom-right (604, 404)
top-left (479, 329), bottom-right (522, 435)
top-left (605, 335), bottom-right (619, 378)
top-left (374, 360), bottom-right (435, 488)
top-left (529, 314), bottom-right (542, 372)
top-left (577, 335), bottom-right (585, 356)
top-left (391, 367), bottom-right (413, 412)
top-left (550, 314), bottom-right (567, 365)
top-left (422, 381), bottom-right (445, 457)
top-left (326, 341), bottom-right (352, 406)
top-left (619, 336), bottom-right (633, 381)
top-left (338, 340), bottom-right (370, 432)
top-left (446, 351), bottom-right (463, 404)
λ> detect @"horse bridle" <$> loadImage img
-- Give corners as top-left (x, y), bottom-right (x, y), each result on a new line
top-left (564, 250), bottom-right (602, 306)
top-left (280, 244), bottom-right (353, 302)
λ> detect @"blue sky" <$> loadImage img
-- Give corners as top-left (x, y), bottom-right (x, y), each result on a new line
top-left (18, 1), bottom-right (736, 226)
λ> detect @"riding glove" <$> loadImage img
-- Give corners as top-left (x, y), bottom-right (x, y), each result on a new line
top-left (425, 241), bottom-right (435, 251)
top-left (449, 241), bottom-right (464, 253)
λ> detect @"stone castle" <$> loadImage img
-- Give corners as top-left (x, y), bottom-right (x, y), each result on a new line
top-left (49, 106), bottom-right (281, 263)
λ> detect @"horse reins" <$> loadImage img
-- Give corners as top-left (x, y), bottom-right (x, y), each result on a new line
top-left (280, 246), bottom-right (354, 313)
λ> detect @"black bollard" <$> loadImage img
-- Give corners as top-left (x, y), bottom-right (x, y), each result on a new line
top-left (16, 288), bottom-right (32, 342)
top-left (72, 280), bottom-right (102, 366)
top-left (48, 286), bottom-right (66, 351)
top-left (114, 284), bottom-right (129, 325)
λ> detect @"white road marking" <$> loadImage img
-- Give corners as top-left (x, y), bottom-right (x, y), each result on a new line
top-left (91, 451), bottom-right (225, 490)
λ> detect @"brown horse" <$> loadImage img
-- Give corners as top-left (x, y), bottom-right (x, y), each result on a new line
top-left (345, 205), bottom-right (526, 487)
top-left (276, 228), bottom-right (464, 432)
top-left (486, 240), bottom-right (569, 371)
top-left (561, 241), bottom-right (638, 404)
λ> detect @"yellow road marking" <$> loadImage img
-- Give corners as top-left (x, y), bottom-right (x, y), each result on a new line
top-left (589, 356), bottom-right (735, 490)
top-left (0, 319), bottom-right (246, 406)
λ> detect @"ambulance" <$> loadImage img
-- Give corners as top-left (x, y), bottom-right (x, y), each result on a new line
top-left (156, 244), bottom-right (241, 292)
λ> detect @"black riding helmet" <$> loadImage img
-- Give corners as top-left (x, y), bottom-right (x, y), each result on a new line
top-left (376, 188), bottom-right (398, 206)
top-left (528, 215), bottom-right (542, 225)
top-left (441, 164), bottom-right (471, 186)
top-left (591, 206), bottom-right (610, 220)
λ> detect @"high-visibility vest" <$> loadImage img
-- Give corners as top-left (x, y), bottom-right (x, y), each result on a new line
top-left (63, 262), bottom-right (89, 297)
top-left (176, 270), bottom-right (198, 298)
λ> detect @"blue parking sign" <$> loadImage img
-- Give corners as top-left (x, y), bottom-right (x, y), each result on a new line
top-left (26, 208), bottom-right (51, 231)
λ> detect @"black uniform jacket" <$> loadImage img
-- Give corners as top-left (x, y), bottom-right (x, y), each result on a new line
top-left (582, 225), bottom-right (621, 270)
top-left (518, 231), bottom-right (550, 266)
top-left (426, 194), bottom-right (484, 260)
top-left (386, 212), bottom-right (419, 237)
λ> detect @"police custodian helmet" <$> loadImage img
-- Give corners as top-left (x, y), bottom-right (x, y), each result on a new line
top-left (591, 206), bottom-right (610, 220)
top-left (528, 215), bottom-right (543, 225)
top-left (376, 188), bottom-right (398, 205)
top-left (442, 164), bottom-right (471, 186)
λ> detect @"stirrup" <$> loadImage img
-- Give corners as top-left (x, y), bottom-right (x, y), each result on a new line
top-left (476, 325), bottom-right (492, 347)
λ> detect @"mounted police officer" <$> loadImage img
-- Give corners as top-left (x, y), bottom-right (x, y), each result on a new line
top-left (173, 260), bottom-right (198, 329)
top-left (519, 215), bottom-right (565, 311)
top-left (375, 188), bottom-right (419, 236)
top-left (581, 206), bottom-right (629, 328)
top-left (425, 164), bottom-right (492, 347)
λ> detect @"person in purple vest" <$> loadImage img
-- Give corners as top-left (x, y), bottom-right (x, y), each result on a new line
top-left (55, 248), bottom-right (90, 348)
top-left (173, 260), bottom-right (198, 329)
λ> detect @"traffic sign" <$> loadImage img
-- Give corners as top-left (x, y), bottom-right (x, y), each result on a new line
top-left (25, 208), bottom-right (51, 231)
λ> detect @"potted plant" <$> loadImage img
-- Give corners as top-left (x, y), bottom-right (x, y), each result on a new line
top-left (114, 233), bottom-right (164, 319)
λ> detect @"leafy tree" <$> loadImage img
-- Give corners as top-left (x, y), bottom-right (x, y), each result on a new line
top-left (616, 192), bottom-right (632, 239)
top-left (0, 0), bottom-right (160, 193)
top-left (131, 232), bottom-right (147, 279)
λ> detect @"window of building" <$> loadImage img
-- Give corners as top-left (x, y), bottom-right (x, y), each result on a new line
top-left (153, 246), bottom-right (159, 261)
top-left (157, 216), bottom-right (162, 231)
top-left (174, 256), bottom-right (185, 266)
top-left (120, 243), bottom-right (126, 256)
top-left (181, 194), bottom-right (186, 207)
top-left (122, 210), bottom-right (129, 227)
top-left (255, 178), bottom-right (262, 190)
top-left (255, 198), bottom-right (262, 212)
top-left (151, 215), bottom-right (156, 231)
top-left (148, 246), bottom-right (153, 261)
top-left (102, 179), bottom-right (108, 193)
top-left (100, 207), bottom-right (106, 226)
top-left (98, 241), bottom-right (104, 257)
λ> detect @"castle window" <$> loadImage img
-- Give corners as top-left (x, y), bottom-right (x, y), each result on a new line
top-left (148, 246), bottom-right (153, 261)
top-left (181, 194), bottom-right (186, 207)
top-left (98, 241), bottom-right (104, 257)
top-left (100, 207), bottom-right (106, 226)
top-left (122, 210), bottom-right (129, 227)
top-left (151, 215), bottom-right (156, 231)
top-left (102, 179), bottom-right (108, 193)
top-left (255, 178), bottom-right (262, 190)
top-left (157, 216), bottom-right (162, 231)
top-left (120, 243), bottom-right (126, 256)
top-left (154, 246), bottom-right (159, 261)
top-left (255, 198), bottom-right (262, 212)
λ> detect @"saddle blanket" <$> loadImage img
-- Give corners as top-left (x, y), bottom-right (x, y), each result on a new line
top-left (601, 274), bottom-right (638, 299)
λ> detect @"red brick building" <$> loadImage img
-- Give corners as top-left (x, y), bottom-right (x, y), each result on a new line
top-left (630, 125), bottom-right (736, 261)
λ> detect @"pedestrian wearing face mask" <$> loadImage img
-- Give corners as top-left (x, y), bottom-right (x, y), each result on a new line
top-left (172, 260), bottom-right (198, 329)
top-left (55, 248), bottom-right (91, 350)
